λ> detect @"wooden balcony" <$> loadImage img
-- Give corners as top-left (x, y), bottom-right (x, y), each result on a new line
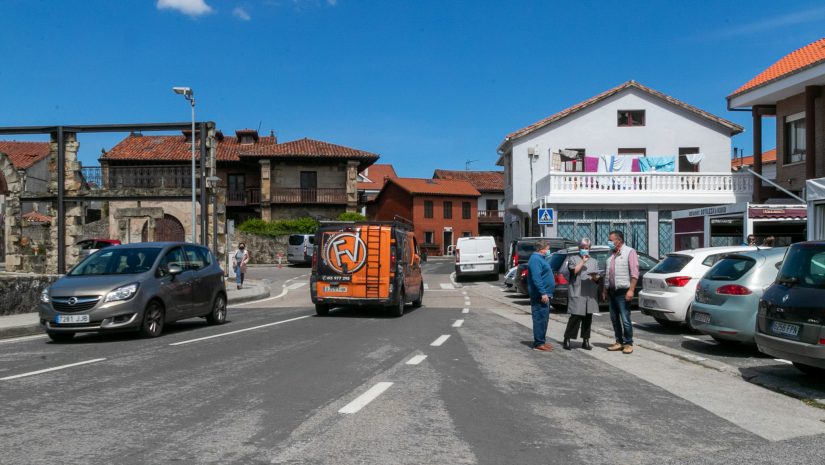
top-left (270, 187), bottom-right (348, 204)
top-left (226, 188), bottom-right (261, 206)
top-left (478, 210), bottom-right (504, 223)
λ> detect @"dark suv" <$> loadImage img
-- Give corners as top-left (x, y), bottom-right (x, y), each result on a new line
top-left (756, 242), bottom-right (825, 375)
top-left (507, 237), bottom-right (577, 269)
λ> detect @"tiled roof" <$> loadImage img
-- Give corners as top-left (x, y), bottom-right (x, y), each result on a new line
top-left (240, 137), bottom-right (379, 162)
top-left (729, 37), bottom-right (825, 97)
top-left (499, 80), bottom-right (743, 151)
top-left (0, 141), bottom-right (50, 169)
top-left (385, 177), bottom-right (480, 197)
top-left (731, 149), bottom-right (777, 168)
top-left (432, 170), bottom-right (504, 192)
top-left (102, 133), bottom-right (278, 162)
top-left (22, 211), bottom-right (54, 223)
top-left (358, 164), bottom-right (398, 191)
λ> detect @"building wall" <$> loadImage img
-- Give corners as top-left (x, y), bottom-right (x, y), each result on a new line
top-left (271, 162), bottom-right (347, 189)
top-left (369, 183), bottom-right (413, 222)
top-left (775, 91), bottom-right (825, 194)
top-left (108, 200), bottom-right (198, 243)
top-left (478, 193), bottom-right (504, 211)
top-left (411, 195), bottom-right (478, 255)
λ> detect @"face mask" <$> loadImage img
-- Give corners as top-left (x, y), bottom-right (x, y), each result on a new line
top-left (239, 247), bottom-right (245, 250)
top-left (580, 249), bottom-right (589, 257)
top-left (545, 250), bottom-right (553, 257)
top-left (608, 242), bottom-right (615, 251)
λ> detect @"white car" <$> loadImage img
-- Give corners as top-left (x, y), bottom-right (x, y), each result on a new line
top-left (454, 236), bottom-right (499, 280)
top-left (503, 266), bottom-right (518, 287)
top-left (639, 246), bottom-right (758, 328)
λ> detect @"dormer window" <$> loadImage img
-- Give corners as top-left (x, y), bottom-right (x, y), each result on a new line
top-left (235, 129), bottom-right (260, 145)
top-left (618, 110), bottom-right (645, 127)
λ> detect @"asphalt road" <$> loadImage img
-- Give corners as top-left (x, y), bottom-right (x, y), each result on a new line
top-left (1, 257), bottom-right (824, 464)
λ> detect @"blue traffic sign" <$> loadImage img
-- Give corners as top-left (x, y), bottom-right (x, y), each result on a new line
top-left (537, 208), bottom-right (554, 225)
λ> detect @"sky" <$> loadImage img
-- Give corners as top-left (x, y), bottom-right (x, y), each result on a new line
top-left (1, 0), bottom-right (824, 177)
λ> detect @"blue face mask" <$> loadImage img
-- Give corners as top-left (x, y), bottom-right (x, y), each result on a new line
top-left (579, 249), bottom-right (589, 257)
top-left (608, 242), bottom-right (616, 251)
top-left (545, 250), bottom-right (553, 258)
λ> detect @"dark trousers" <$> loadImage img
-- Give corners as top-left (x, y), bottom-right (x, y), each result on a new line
top-left (564, 313), bottom-right (593, 340)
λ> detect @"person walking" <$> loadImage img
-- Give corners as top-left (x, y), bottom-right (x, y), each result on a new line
top-left (527, 240), bottom-right (556, 352)
top-left (602, 230), bottom-right (639, 354)
top-left (232, 242), bottom-right (250, 290)
top-left (562, 238), bottom-right (600, 350)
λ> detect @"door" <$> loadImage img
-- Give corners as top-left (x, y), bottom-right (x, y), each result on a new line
top-left (157, 246), bottom-right (194, 318)
top-left (443, 230), bottom-right (453, 255)
top-left (227, 174), bottom-right (245, 204)
top-left (184, 245), bottom-right (212, 315)
top-left (300, 171), bottom-right (317, 203)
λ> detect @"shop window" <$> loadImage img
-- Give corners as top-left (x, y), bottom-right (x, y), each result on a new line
top-left (785, 113), bottom-right (806, 164)
top-left (618, 110), bottom-right (645, 127)
top-left (424, 200), bottom-right (433, 219)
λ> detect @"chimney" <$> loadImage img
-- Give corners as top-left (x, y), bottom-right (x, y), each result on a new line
top-left (236, 129), bottom-right (259, 145)
top-left (270, 130), bottom-right (277, 144)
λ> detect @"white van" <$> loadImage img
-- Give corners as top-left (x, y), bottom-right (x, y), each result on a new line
top-left (455, 236), bottom-right (499, 280)
top-left (287, 234), bottom-right (315, 265)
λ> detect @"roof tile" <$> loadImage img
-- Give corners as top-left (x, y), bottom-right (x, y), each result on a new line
top-left (0, 141), bottom-right (50, 169)
top-left (102, 133), bottom-right (278, 162)
top-left (432, 170), bottom-right (504, 192)
top-left (358, 164), bottom-right (398, 191)
top-left (730, 37), bottom-right (825, 97)
top-left (240, 137), bottom-right (379, 161)
top-left (386, 177), bottom-right (480, 197)
top-left (731, 149), bottom-right (777, 168)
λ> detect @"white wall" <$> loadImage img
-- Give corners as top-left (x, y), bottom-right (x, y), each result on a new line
top-left (478, 194), bottom-right (504, 211)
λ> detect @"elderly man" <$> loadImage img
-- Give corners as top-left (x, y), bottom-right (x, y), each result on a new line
top-left (602, 230), bottom-right (639, 354)
top-left (527, 239), bottom-right (556, 351)
top-left (563, 238), bottom-right (600, 350)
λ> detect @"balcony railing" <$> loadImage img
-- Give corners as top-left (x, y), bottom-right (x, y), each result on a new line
top-left (535, 172), bottom-right (753, 205)
top-left (271, 187), bottom-right (348, 204)
top-left (81, 166), bottom-right (196, 189)
top-left (478, 210), bottom-right (505, 223)
top-left (227, 188), bottom-right (261, 206)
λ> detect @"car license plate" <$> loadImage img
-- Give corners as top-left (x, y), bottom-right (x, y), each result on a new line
top-left (642, 298), bottom-right (657, 309)
top-left (323, 286), bottom-right (347, 293)
top-left (693, 311), bottom-right (711, 324)
top-left (771, 321), bottom-right (800, 338)
top-left (463, 264), bottom-right (475, 270)
top-left (56, 314), bottom-right (89, 324)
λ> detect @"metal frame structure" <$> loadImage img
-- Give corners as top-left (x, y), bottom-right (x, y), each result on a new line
top-left (0, 122), bottom-right (215, 273)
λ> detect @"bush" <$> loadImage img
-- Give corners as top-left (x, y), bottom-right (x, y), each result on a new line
top-left (237, 217), bottom-right (319, 236)
top-left (337, 212), bottom-right (368, 222)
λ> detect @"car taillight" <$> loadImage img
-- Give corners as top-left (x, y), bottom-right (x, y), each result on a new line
top-left (819, 338), bottom-right (825, 345)
top-left (554, 273), bottom-right (568, 285)
top-left (455, 249), bottom-right (460, 263)
top-left (665, 276), bottom-right (692, 287)
top-left (513, 255), bottom-right (518, 268)
top-left (520, 268), bottom-right (528, 278)
top-left (303, 244), bottom-right (308, 255)
top-left (716, 284), bottom-right (752, 295)
top-left (312, 252), bottom-right (317, 271)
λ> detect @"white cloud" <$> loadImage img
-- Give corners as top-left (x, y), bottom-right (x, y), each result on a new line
top-left (156, 0), bottom-right (213, 17)
top-left (710, 6), bottom-right (825, 39)
top-left (326, 0), bottom-right (337, 5)
top-left (233, 6), bottom-right (252, 20)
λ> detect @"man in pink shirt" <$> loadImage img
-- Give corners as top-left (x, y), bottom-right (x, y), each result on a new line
top-left (601, 230), bottom-right (639, 354)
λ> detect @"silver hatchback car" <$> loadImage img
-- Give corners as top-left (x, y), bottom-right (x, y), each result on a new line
top-left (39, 242), bottom-right (227, 342)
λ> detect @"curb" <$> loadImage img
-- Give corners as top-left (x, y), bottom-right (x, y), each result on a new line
top-left (0, 324), bottom-right (42, 340)
top-left (226, 279), bottom-right (272, 305)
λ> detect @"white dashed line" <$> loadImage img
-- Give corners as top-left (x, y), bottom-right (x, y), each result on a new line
top-left (1, 358), bottom-right (107, 381)
top-left (440, 283), bottom-right (454, 290)
top-left (431, 335), bottom-right (451, 346)
top-left (0, 334), bottom-right (48, 344)
top-left (461, 291), bottom-right (468, 296)
top-left (339, 382), bottom-right (394, 414)
top-left (462, 308), bottom-right (469, 314)
top-left (406, 355), bottom-right (427, 365)
top-left (592, 312), bottom-right (602, 316)
top-left (453, 320), bottom-right (464, 328)
top-left (774, 359), bottom-right (793, 365)
top-left (169, 315), bottom-right (311, 346)
top-left (423, 283), bottom-right (429, 290)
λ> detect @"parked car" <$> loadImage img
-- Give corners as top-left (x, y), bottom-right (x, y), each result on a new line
top-left (692, 247), bottom-right (786, 344)
top-left (39, 242), bottom-right (227, 342)
top-left (454, 236), bottom-right (499, 280)
top-left (756, 242), bottom-right (825, 375)
top-left (506, 237), bottom-right (577, 269)
top-left (544, 246), bottom-right (659, 308)
top-left (503, 266), bottom-right (518, 288)
top-left (640, 246), bottom-right (757, 328)
top-left (287, 233), bottom-right (315, 265)
top-left (77, 238), bottom-right (121, 259)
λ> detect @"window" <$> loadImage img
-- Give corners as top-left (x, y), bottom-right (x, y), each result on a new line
top-left (486, 199), bottom-right (498, 211)
top-left (563, 148), bottom-right (585, 172)
top-left (424, 200), bottom-right (433, 219)
top-left (618, 110), bottom-right (645, 127)
top-left (443, 201), bottom-right (453, 219)
top-left (424, 231), bottom-right (435, 244)
top-left (462, 202), bottom-right (471, 219)
top-left (618, 148), bottom-right (646, 157)
top-left (184, 245), bottom-right (208, 270)
top-left (785, 113), bottom-right (806, 164)
top-left (679, 147), bottom-right (700, 172)
top-left (157, 247), bottom-right (186, 277)
top-left (463, 231), bottom-right (472, 237)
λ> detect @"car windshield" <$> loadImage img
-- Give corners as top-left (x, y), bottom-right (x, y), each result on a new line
top-left (706, 256), bottom-right (756, 281)
top-left (289, 235), bottom-right (307, 245)
top-left (68, 247), bottom-right (161, 276)
top-left (776, 244), bottom-right (825, 288)
top-left (651, 254), bottom-right (692, 274)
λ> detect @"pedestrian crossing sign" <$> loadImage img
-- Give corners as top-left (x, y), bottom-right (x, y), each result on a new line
top-left (537, 208), bottom-right (554, 225)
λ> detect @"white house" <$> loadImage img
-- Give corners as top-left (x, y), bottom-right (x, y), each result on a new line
top-left (496, 80), bottom-right (751, 257)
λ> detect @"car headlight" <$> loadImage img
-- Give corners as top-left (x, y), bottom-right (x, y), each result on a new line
top-left (40, 289), bottom-right (50, 303)
top-left (104, 283), bottom-right (139, 303)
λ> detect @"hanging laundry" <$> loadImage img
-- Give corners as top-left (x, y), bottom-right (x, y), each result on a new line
top-left (638, 156), bottom-right (676, 172)
top-left (632, 158), bottom-right (640, 172)
top-left (685, 152), bottom-right (705, 165)
top-left (584, 156), bottom-right (599, 173)
top-left (611, 155), bottom-right (633, 172)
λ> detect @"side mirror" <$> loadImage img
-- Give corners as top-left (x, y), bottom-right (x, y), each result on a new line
top-left (168, 264), bottom-right (184, 276)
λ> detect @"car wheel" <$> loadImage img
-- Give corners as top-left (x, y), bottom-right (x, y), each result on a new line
top-left (710, 335), bottom-right (739, 346)
top-left (793, 362), bottom-right (825, 376)
top-left (47, 331), bottom-right (75, 343)
top-left (653, 317), bottom-right (681, 328)
top-left (393, 290), bottom-right (405, 317)
top-left (140, 300), bottom-right (165, 338)
top-left (315, 303), bottom-right (330, 316)
top-left (684, 306), bottom-right (699, 332)
top-left (412, 283), bottom-right (423, 308)
top-left (206, 294), bottom-right (227, 325)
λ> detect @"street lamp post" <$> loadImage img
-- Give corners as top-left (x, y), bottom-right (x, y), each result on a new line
top-left (173, 86), bottom-right (196, 243)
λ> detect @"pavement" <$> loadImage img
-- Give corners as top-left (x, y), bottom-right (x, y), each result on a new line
top-left (0, 278), bottom-right (271, 340)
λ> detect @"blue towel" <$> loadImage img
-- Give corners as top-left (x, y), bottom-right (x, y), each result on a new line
top-left (638, 156), bottom-right (675, 172)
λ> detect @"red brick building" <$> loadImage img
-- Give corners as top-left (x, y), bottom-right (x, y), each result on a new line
top-left (368, 177), bottom-right (480, 256)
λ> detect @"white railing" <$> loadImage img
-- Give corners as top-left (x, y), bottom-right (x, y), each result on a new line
top-left (535, 172), bottom-right (753, 204)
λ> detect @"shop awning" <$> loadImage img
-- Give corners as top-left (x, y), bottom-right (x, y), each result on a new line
top-left (749, 207), bottom-right (807, 219)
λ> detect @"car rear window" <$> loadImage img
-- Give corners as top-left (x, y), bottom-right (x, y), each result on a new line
top-left (706, 256), bottom-right (756, 281)
top-left (517, 242), bottom-right (536, 255)
top-left (777, 244), bottom-right (825, 288)
top-left (548, 253), bottom-right (567, 271)
top-left (288, 235), bottom-right (307, 246)
top-left (651, 254), bottom-right (692, 274)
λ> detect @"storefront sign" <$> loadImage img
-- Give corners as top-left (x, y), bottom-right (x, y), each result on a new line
top-left (749, 208), bottom-right (807, 219)
top-left (687, 206), bottom-right (728, 217)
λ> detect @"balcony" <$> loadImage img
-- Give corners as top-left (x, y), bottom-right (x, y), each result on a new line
top-left (227, 188), bottom-right (261, 207)
top-left (270, 187), bottom-right (348, 204)
top-left (535, 172), bottom-right (753, 206)
top-left (478, 210), bottom-right (505, 223)
top-left (82, 165), bottom-right (196, 189)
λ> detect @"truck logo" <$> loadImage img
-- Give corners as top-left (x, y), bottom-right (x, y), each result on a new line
top-left (323, 232), bottom-right (367, 274)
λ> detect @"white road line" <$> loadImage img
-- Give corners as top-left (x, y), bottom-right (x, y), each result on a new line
top-left (406, 355), bottom-right (427, 365)
top-left (592, 312), bottom-right (602, 316)
top-left (462, 308), bottom-right (469, 314)
top-left (461, 291), bottom-right (468, 296)
top-left (431, 335), bottom-right (450, 346)
top-left (453, 320), bottom-right (464, 328)
top-left (286, 282), bottom-right (306, 290)
top-left (774, 359), bottom-right (793, 365)
top-left (1, 358), bottom-right (106, 381)
top-left (0, 334), bottom-right (48, 344)
top-left (231, 289), bottom-right (287, 307)
top-left (339, 382), bottom-right (394, 414)
top-left (169, 315), bottom-right (311, 346)
top-left (423, 283), bottom-right (429, 290)
top-left (439, 283), bottom-right (454, 290)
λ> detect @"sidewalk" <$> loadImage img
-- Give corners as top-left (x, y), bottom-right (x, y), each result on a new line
top-left (0, 278), bottom-right (270, 340)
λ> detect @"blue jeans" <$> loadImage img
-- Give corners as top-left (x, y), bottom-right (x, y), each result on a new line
top-left (235, 266), bottom-right (244, 286)
top-left (531, 301), bottom-right (550, 347)
top-left (608, 289), bottom-right (633, 345)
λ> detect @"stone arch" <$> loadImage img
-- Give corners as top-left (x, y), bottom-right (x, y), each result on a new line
top-left (0, 152), bottom-right (24, 267)
top-left (142, 214), bottom-right (185, 242)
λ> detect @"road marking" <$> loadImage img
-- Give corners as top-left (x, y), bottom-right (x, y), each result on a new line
top-left (339, 382), bottom-right (393, 414)
top-left (453, 319), bottom-right (464, 328)
top-left (461, 291), bottom-right (468, 296)
top-left (406, 355), bottom-right (427, 365)
top-left (683, 335), bottom-right (702, 341)
top-left (462, 308), bottom-right (469, 314)
top-left (286, 282), bottom-right (306, 290)
top-left (1, 358), bottom-right (106, 381)
top-left (423, 283), bottom-right (429, 290)
top-left (592, 312), bottom-right (602, 316)
top-left (439, 283), bottom-right (454, 290)
top-left (774, 359), bottom-right (793, 365)
top-left (169, 315), bottom-right (312, 346)
top-left (0, 334), bottom-right (48, 344)
top-left (431, 335), bottom-right (451, 346)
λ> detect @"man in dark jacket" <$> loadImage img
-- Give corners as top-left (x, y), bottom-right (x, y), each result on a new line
top-left (528, 240), bottom-right (556, 351)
